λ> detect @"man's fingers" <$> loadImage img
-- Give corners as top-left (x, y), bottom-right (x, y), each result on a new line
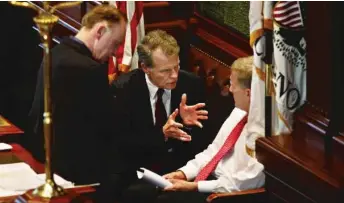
top-left (169, 179), bottom-right (179, 184)
top-left (177, 130), bottom-right (192, 141)
top-left (164, 186), bottom-right (174, 191)
top-left (168, 128), bottom-right (191, 141)
top-left (197, 110), bottom-right (208, 115)
top-left (193, 103), bottom-right (206, 109)
top-left (180, 135), bottom-right (192, 142)
top-left (197, 115), bottom-right (208, 120)
top-left (169, 108), bottom-right (179, 120)
top-left (194, 121), bottom-right (203, 128)
top-left (180, 93), bottom-right (187, 107)
top-left (170, 128), bottom-right (187, 136)
top-left (171, 121), bottom-right (183, 128)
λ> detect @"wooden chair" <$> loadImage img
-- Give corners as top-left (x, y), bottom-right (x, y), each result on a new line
top-left (115, 188), bottom-right (266, 203)
top-left (206, 188), bottom-right (267, 203)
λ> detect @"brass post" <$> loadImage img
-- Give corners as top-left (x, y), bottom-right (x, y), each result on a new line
top-left (9, 1), bottom-right (81, 199)
top-left (265, 64), bottom-right (272, 97)
top-left (33, 13), bottom-right (64, 198)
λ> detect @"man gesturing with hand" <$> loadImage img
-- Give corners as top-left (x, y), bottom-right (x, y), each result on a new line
top-left (107, 30), bottom-right (209, 202)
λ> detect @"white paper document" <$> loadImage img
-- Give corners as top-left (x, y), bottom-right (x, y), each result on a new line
top-left (0, 143), bottom-right (12, 151)
top-left (37, 174), bottom-right (74, 188)
top-left (0, 162), bottom-right (74, 197)
top-left (0, 162), bottom-right (41, 191)
top-left (137, 167), bottom-right (172, 188)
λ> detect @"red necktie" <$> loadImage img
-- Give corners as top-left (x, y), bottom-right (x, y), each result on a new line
top-left (155, 88), bottom-right (167, 129)
top-left (194, 116), bottom-right (248, 182)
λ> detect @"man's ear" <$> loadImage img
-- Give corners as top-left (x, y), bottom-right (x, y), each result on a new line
top-left (141, 63), bottom-right (150, 74)
top-left (95, 24), bottom-right (106, 39)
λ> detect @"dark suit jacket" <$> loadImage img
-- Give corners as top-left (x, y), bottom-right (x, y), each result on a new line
top-left (110, 68), bottom-right (207, 174)
top-left (28, 37), bottom-right (115, 184)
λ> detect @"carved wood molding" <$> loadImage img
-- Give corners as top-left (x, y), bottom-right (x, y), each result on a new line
top-left (296, 102), bottom-right (330, 136)
top-left (145, 20), bottom-right (187, 30)
top-left (192, 12), bottom-right (252, 56)
top-left (295, 101), bottom-right (344, 146)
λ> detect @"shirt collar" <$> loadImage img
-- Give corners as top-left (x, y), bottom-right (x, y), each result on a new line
top-left (145, 73), bottom-right (171, 99)
top-left (70, 36), bottom-right (85, 46)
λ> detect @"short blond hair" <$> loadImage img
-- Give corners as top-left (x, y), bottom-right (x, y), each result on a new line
top-left (81, 5), bottom-right (127, 29)
top-left (137, 29), bottom-right (180, 68)
top-left (231, 56), bottom-right (253, 89)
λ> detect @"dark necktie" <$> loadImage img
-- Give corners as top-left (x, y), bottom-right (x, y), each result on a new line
top-left (194, 116), bottom-right (248, 182)
top-left (155, 88), bottom-right (167, 129)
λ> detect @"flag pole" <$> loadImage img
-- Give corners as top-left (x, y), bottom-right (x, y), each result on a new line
top-left (263, 31), bottom-right (273, 137)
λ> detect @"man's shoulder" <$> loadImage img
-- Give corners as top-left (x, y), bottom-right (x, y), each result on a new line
top-left (52, 42), bottom-right (100, 71)
top-left (224, 108), bottom-right (247, 127)
top-left (111, 68), bottom-right (144, 90)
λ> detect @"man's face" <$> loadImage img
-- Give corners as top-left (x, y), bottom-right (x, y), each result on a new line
top-left (93, 20), bottom-right (126, 62)
top-left (229, 71), bottom-right (250, 112)
top-left (144, 48), bottom-right (180, 90)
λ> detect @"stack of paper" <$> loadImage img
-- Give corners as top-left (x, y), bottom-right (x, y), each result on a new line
top-left (137, 167), bottom-right (172, 188)
top-left (0, 143), bottom-right (12, 151)
top-left (0, 162), bottom-right (74, 197)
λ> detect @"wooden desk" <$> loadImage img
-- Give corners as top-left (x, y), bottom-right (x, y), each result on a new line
top-left (0, 116), bottom-right (23, 136)
top-left (0, 144), bottom-right (96, 202)
top-left (0, 116), bottom-right (24, 144)
top-left (256, 125), bottom-right (344, 203)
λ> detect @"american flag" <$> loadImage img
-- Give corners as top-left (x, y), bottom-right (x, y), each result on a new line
top-left (108, 1), bottom-right (145, 75)
top-left (273, 1), bottom-right (304, 28)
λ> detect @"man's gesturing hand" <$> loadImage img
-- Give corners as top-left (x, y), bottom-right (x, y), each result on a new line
top-left (163, 109), bottom-right (192, 141)
top-left (179, 94), bottom-right (208, 128)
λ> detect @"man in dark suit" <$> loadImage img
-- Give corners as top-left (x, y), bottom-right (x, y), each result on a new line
top-left (28, 5), bottom-right (127, 185)
top-left (107, 30), bottom-right (209, 202)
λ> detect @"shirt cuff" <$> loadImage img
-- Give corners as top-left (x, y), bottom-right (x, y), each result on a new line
top-left (179, 165), bottom-right (199, 181)
top-left (197, 180), bottom-right (219, 193)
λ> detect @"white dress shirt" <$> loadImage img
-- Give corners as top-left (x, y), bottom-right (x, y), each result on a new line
top-left (179, 107), bottom-right (265, 193)
top-left (145, 74), bottom-right (171, 124)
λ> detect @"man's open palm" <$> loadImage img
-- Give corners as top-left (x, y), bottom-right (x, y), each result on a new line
top-left (179, 93), bottom-right (208, 128)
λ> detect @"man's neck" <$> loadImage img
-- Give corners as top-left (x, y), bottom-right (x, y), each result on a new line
top-left (75, 29), bottom-right (93, 53)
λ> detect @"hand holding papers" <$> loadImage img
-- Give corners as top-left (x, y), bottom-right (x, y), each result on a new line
top-left (137, 168), bottom-right (172, 188)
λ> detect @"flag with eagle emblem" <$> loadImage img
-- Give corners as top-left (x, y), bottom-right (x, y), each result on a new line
top-left (246, 1), bottom-right (306, 151)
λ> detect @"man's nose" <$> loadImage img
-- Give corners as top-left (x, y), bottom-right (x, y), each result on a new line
top-left (170, 69), bottom-right (178, 79)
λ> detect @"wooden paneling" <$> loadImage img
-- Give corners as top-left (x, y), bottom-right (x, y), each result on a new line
top-left (256, 135), bottom-right (344, 203)
top-left (188, 46), bottom-right (235, 143)
top-left (306, 2), bottom-right (332, 115)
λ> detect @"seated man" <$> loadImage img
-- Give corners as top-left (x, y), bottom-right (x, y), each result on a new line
top-left (102, 30), bottom-right (209, 202)
top-left (131, 56), bottom-right (264, 203)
